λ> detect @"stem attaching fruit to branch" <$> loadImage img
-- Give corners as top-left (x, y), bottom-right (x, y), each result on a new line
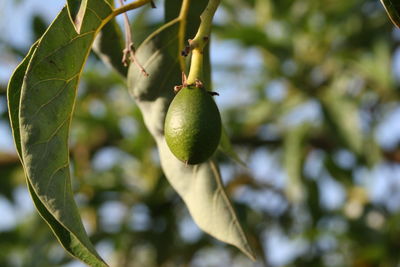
top-left (186, 0), bottom-right (221, 85)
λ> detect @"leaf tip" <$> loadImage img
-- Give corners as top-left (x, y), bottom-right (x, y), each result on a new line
top-left (67, 0), bottom-right (87, 34)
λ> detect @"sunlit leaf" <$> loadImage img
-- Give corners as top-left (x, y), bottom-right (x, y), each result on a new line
top-left (354, 41), bottom-right (394, 93)
top-left (8, 1), bottom-right (115, 265)
top-left (8, 39), bottom-right (108, 267)
top-left (283, 123), bottom-right (308, 203)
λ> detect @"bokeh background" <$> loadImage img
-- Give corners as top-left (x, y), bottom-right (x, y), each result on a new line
top-left (1, 0), bottom-right (400, 266)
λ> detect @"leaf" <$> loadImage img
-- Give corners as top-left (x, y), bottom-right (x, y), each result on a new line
top-left (354, 41), bottom-right (394, 92)
top-left (92, 18), bottom-right (127, 76)
top-left (8, 41), bottom-right (39, 157)
top-left (127, 15), bottom-right (256, 261)
top-left (319, 87), bottom-right (363, 157)
top-left (380, 0), bottom-right (400, 28)
top-left (92, 0), bottom-right (127, 76)
top-left (67, 0), bottom-right (88, 33)
top-left (219, 127), bottom-right (246, 167)
top-left (8, 41), bottom-right (108, 267)
top-left (283, 124), bottom-right (308, 203)
top-left (31, 15), bottom-right (47, 41)
top-left (8, 1), bottom-right (115, 265)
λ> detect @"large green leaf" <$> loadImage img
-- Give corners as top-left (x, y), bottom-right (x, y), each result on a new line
top-left (381, 0), bottom-right (400, 28)
top-left (8, 1), bottom-right (115, 265)
top-left (127, 14), bottom-right (256, 262)
top-left (8, 41), bottom-right (108, 267)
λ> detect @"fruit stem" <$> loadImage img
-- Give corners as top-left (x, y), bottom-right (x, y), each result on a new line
top-left (188, 49), bottom-right (203, 84)
top-left (186, 0), bottom-right (221, 85)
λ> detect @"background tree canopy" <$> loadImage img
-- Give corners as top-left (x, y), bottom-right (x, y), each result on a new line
top-left (1, 0), bottom-right (400, 266)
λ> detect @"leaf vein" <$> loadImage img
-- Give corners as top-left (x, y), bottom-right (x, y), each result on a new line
top-left (29, 76), bottom-right (73, 90)
top-left (29, 31), bottom-right (96, 72)
top-left (29, 114), bottom-right (71, 147)
top-left (44, 162), bottom-right (69, 194)
top-left (85, 7), bottom-right (102, 22)
top-left (29, 74), bottom-right (79, 120)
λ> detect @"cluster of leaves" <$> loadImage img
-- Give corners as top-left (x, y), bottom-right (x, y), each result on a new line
top-left (1, 0), bottom-right (400, 266)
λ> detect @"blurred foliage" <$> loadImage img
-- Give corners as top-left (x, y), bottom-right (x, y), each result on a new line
top-left (1, 0), bottom-right (400, 266)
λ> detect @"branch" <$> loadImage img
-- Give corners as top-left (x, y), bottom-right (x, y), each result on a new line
top-left (178, 0), bottom-right (191, 71)
top-left (186, 0), bottom-right (221, 84)
top-left (112, 0), bottom-right (152, 17)
top-left (118, 0), bottom-right (149, 76)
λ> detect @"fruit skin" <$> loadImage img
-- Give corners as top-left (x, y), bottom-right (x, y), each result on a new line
top-left (164, 86), bottom-right (222, 165)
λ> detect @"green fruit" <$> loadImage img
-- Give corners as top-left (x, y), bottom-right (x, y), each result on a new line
top-left (164, 86), bottom-right (222, 165)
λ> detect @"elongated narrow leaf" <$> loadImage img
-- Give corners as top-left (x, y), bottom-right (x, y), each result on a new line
top-left (67, 0), bottom-right (88, 33)
top-left (8, 40), bottom-right (108, 267)
top-left (127, 17), bottom-right (256, 260)
top-left (219, 127), bottom-right (246, 167)
top-left (381, 0), bottom-right (400, 28)
top-left (10, 1), bottom-right (114, 265)
top-left (283, 124), bottom-right (308, 203)
top-left (320, 88), bottom-right (363, 157)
